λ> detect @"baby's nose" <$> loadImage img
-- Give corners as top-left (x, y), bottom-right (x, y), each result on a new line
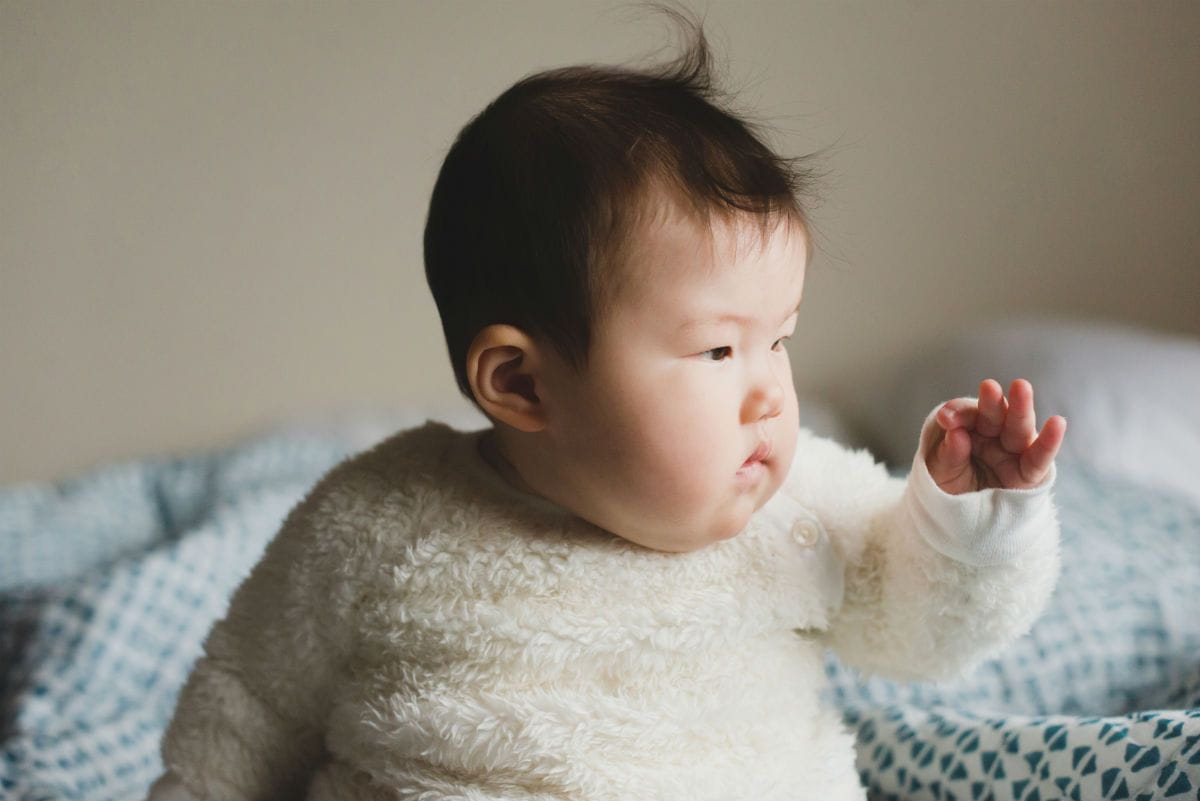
top-left (742, 380), bottom-right (784, 424)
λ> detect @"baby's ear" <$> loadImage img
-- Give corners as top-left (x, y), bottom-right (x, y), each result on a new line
top-left (466, 324), bottom-right (547, 433)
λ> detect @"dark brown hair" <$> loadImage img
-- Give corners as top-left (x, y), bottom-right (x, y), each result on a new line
top-left (423, 2), bottom-right (827, 409)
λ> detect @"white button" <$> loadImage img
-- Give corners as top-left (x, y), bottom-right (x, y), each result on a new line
top-left (791, 520), bottom-right (819, 547)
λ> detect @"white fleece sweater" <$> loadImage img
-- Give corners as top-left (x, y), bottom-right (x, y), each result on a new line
top-left (151, 404), bottom-right (1060, 801)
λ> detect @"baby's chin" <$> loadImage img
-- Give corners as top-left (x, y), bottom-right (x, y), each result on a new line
top-left (604, 479), bottom-right (780, 551)
top-left (616, 514), bottom-right (748, 553)
top-left (710, 497), bottom-right (768, 543)
top-left (711, 477), bottom-right (784, 541)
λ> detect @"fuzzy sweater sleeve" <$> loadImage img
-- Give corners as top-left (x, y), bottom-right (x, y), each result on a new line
top-left (157, 473), bottom-right (361, 801)
top-left (801, 401), bottom-right (1062, 683)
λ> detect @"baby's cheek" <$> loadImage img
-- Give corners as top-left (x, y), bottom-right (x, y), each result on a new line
top-left (773, 426), bottom-right (800, 482)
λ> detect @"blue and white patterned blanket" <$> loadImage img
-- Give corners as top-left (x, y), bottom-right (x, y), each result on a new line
top-left (1, 426), bottom-right (1198, 801)
top-left (827, 462), bottom-right (1200, 801)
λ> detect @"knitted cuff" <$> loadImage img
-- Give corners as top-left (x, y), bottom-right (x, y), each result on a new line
top-left (902, 400), bottom-right (1057, 566)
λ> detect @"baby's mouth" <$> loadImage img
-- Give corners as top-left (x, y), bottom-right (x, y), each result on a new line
top-left (741, 441), bottom-right (772, 468)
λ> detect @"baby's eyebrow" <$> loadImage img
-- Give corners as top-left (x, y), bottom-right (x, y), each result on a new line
top-left (677, 301), bottom-right (801, 331)
top-left (678, 312), bottom-right (752, 330)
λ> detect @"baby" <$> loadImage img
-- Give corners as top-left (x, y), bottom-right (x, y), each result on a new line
top-left (147, 12), bottom-right (1066, 801)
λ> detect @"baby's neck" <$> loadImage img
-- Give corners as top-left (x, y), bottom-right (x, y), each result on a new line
top-left (477, 429), bottom-right (543, 499)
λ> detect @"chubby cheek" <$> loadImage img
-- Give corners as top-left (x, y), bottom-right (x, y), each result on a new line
top-left (784, 386), bottom-right (801, 443)
top-left (771, 390), bottom-right (801, 476)
top-left (612, 383), bottom-right (728, 504)
top-left (770, 422), bottom-right (799, 492)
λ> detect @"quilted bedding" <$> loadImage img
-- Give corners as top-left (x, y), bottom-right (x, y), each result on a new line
top-left (1, 422), bottom-right (1197, 801)
top-left (827, 462), bottom-right (1200, 800)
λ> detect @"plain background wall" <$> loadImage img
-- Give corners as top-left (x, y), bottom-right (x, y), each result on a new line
top-left (2, 0), bottom-right (1198, 485)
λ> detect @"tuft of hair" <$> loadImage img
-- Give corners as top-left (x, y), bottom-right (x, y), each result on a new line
top-left (423, 0), bottom-right (828, 412)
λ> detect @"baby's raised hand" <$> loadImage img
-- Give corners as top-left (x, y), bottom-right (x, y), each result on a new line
top-left (926, 378), bottom-right (1066, 495)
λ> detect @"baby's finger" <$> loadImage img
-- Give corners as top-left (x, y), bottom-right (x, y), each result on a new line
top-left (935, 397), bottom-right (978, 431)
top-left (1019, 415), bottom-right (1067, 484)
top-left (927, 425), bottom-right (974, 492)
top-left (974, 379), bottom-right (1006, 438)
top-left (1000, 378), bottom-right (1037, 453)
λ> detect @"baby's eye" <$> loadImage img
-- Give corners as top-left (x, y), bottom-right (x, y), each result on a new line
top-left (701, 346), bottom-right (732, 361)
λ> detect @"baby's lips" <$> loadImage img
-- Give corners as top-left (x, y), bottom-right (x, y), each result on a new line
top-left (743, 440), bottom-right (772, 465)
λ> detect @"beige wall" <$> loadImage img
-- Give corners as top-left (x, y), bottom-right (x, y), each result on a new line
top-left (2, 0), bottom-right (1198, 485)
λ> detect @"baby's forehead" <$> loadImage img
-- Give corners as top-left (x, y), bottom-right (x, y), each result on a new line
top-left (592, 187), bottom-right (806, 328)
top-left (618, 210), bottom-right (804, 292)
top-left (600, 240), bottom-right (802, 342)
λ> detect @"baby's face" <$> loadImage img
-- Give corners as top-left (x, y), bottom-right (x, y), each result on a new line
top-left (533, 208), bottom-right (804, 552)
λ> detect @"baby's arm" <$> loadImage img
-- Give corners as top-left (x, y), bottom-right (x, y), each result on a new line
top-left (805, 379), bottom-right (1064, 683)
top-left (150, 485), bottom-right (354, 801)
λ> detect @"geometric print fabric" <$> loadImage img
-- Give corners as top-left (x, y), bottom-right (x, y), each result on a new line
top-left (826, 464), bottom-right (1200, 800)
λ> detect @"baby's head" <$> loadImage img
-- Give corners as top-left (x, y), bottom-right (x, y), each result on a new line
top-left (423, 8), bottom-right (822, 553)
